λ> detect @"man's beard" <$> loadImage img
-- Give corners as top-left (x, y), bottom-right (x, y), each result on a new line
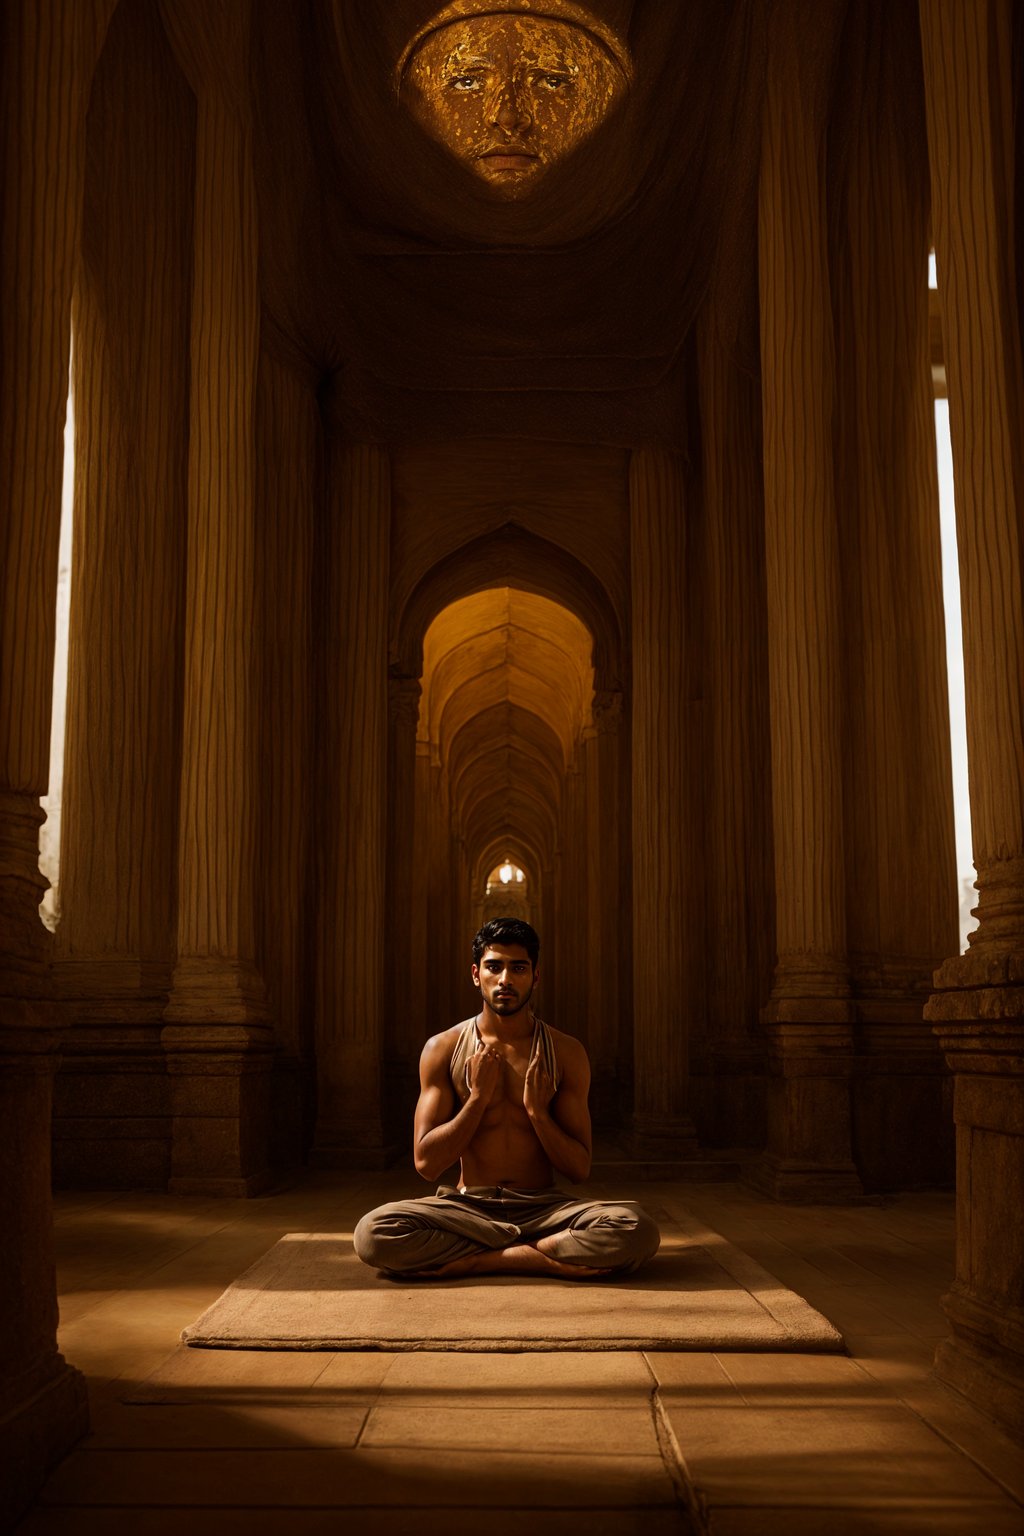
top-left (491, 983), bottom-right (533, 1015)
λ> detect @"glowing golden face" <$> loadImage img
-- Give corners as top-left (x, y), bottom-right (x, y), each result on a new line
top-left (404, 15), bottom-right (626, 198)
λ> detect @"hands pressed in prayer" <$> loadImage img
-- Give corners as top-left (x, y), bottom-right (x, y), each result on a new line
top-left (523, 1048), bottom-right (556, 1119)
top-left (467, 1042), bottom-right (502, 1104)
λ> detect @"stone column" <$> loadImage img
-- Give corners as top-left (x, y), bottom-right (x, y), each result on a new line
top-left (629, 448), bottom-right (700, 1156)
top-left (54, 0), bottom-right (193, 1190)
top-left (0, 2), bottom-right (112, 1521)
top-left (919, 0), bottom-right (1024, 1434)
top-left (585, 693), bottom-right (623, 1125)
top-left (424, 755), bottom-right (452, 1038)
top-left (313, 440), bottom-right (394, 1166)
top-left (410, 738), bottom-right (433, 1040)
top-left (697, 307), bottom-right (773, 1152)
top-left (386, 673), bottom-right (423, 1132)
top-left (830, 0), bottom-right (958, 1191)
top-left (256, 352), bottom-right (319, 1166)
top-left (558, 753), bottom-right (587, 1047)
top-left (159, 0), bottom-right (275, 1196)
top-left (754, 0), bottom-right (863, 1201)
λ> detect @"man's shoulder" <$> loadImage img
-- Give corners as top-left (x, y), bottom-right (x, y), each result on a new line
top-left (539, 1019), bottom-right (589, 1068)
top-left (421, 1020), bottom-right (473, 1060)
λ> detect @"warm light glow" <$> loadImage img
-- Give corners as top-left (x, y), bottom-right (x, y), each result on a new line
top-left (39, 345), bottom-right (74, 931)
top-left (485, 860), bottom-right (528, 896)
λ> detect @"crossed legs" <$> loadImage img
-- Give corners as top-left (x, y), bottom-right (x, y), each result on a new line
top-left (353, 1189), bottom-right (660, 1280)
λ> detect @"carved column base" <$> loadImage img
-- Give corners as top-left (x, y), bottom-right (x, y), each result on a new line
top-left (934, 1285), bottom-right (1024, 1441)
top-left (928, 960), bottom-right (1024, 1438)
top-left (0, 1003), bottom-right (89, 1524)
top-left (53, 958), bottom-right (173, 1189)
top-left (852, 1007), bottom-right (954, 1190)
top-left (748, 1012), bottom-right (865, 1202)
top-left (629, 1112), bottom-right (700, 1160)
top-left (1, 1354), bottom-right (90, 1530)
top-left (161, 1021), bottom-right (276, 1196)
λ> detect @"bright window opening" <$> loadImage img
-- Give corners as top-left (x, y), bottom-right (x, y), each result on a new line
top-left (935, 399), bottom-right (977, 952)
top-left (486, 861), bottom-right (526, 895)
top-left (39, 346), bottom-right (74, 931)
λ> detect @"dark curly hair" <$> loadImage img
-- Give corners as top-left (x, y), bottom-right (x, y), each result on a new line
top-left (472, 917), bottom-right (540, 968)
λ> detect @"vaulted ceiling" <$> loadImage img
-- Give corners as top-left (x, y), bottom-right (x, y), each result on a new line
top-left (419, 588), bottom-right (594, 882)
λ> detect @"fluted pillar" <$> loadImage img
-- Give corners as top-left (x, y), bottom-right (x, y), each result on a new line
top-left (53, 0), bottom-right (193, 1190)
top-left (313, 440), bottom-right (394, 1166)
top-left (410, 740), bottom-right (433, 1038)
top-left (0, 2), bottom-right (112, 1520)
top-left (584, 692), bottom-right (623, 1125)
top-left (256, 352), bottom-right (319, 1165)
top-left (830, 0), bottom-right (958, 1191)
top-left (919, 0), bottom-right (1024, 1435)
top-left (629, 448), bottom-right (700, 1155)
top-left (697, 307), bottom-right (773, 1151)
top-left (558, 754), bottom-right (587, 1046)
top-left (423, 755), bottom-right (453, 1038)
top-left (754, 0), bottom-right (863, 1201)
top-left (160, 0), bottom-right (274, 1196)
top-left (386, 673), bottom-right (423, 1134)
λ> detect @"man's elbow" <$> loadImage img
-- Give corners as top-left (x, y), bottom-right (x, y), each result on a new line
top-left (414, 1145), bottom-right (443, 1182)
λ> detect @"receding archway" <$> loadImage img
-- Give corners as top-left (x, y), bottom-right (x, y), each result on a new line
top-left (386, 578), bottom-right (628, 1130)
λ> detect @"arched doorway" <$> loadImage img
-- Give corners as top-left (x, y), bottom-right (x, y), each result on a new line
top-left (386, 582), bottom-right (627, 1131)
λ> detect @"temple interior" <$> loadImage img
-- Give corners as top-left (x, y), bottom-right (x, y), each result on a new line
top-left (2, 0), bottom-right (1022, 1529)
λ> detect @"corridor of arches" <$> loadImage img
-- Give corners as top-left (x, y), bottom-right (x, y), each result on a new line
top-left (389, 585), bottom-right (627, 1132)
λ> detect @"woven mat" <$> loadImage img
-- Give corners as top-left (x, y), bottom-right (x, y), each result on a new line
top-left (180, 1208), bottom-right (843, 1353)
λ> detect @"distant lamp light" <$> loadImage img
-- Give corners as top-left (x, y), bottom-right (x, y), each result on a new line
top-left (500, 862), bottom-right (514, 885)
top-left (516, 868), bottom-right (524, 883)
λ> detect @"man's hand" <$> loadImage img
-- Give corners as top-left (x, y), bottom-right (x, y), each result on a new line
top-left (466, 1044), bottom-right (502, 1105)
top-left (523, 1049), bottom-right (556, 1120)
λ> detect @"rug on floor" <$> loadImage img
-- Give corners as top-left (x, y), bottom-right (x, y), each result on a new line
top-left (180, 1208), bottom-right (844, 1353)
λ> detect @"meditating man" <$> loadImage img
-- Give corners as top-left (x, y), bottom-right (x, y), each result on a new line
top-left (354, 917), bottom-right (660, 1279)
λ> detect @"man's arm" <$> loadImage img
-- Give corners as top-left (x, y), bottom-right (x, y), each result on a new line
top-left (523, 1033), bottom-right (592, 1183)
top-left (413, 1031), bottom-right (500, 1182)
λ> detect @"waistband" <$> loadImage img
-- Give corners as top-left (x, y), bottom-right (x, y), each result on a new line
top-left (437, 1184), bottom-right (563, 1202)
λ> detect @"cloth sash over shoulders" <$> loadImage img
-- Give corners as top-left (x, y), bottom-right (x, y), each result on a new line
top-left (449, 1014), bottom-right (561, 1103)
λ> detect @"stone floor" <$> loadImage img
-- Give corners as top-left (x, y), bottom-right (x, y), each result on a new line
top-left (16, 1171), bottom-right (1024, 1535)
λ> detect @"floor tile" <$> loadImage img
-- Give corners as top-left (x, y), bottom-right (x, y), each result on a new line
top-left (661, 1404), bottom-right (1010, 1507)
top-left (123, 1345), bottom-right (345, 1400)
top-left (37, 1447), bottom-right (679, 1509)
top-left (19, 1507), bottom-right (693, 1535)
top-left (361, 1403), bottom-right (659, 1455)
top-left (707, 1505), bottom-right (1024, 1535)
top-left (374, 1348), bottom-right (655, 1406)
top-left (711, 1351), bottom-right (889, 1405)
top-left (643, 1352), bottom-right (743, 1402)
top-left (82, 1397), bottom-right (369, 1449)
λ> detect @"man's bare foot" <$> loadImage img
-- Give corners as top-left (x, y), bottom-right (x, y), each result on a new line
top-left (391, 1244), bottom-right (614, 1281)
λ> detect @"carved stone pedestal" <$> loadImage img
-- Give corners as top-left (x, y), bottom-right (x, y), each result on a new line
top-left (852, 1009), bottom-right (954, 1192)
top-left (928, 952), bottom-right (1024, 1438)
top-left (162, 1019), bottom-right (275, 1196)
top-left (52, 960), bottom-right (172, 1190)
top-left (1, 1343), bottom-right (89, 1534)
top-left (749, 1016), bottom-right (865, 1203)
top-left (0, 1020), bottom-right (90, 1530)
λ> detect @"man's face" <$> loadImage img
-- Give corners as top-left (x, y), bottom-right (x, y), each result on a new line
top-left (472, 943), bottom-right (537, 1015)
top-left (404, 15), bottom-right (625, 199)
